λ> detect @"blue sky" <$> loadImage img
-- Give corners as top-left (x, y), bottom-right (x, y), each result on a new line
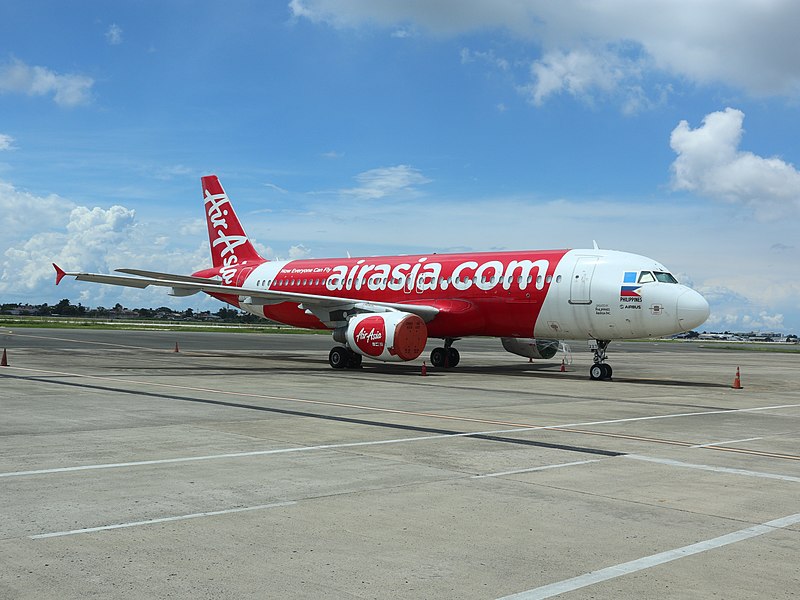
top-left (1, 1), bottom-right (799, 333)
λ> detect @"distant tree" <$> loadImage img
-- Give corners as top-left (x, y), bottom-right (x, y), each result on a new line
top-left (215, 307), bottom-right (241, 321)
top-left (54, 298), bottom-right (72, 314)
top-left (91, 306), bottom-right (110, 317)
top-left (183, 308), bottom-right (194, 319)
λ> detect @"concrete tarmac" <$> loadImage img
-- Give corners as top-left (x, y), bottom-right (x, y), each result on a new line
top-left (1, 328), bottom-right (799, 599)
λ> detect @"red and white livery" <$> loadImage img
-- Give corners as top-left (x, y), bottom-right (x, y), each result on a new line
top-left (54, 175), bottom-right (710, 379)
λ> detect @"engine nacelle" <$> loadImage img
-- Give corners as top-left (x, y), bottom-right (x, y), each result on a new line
top-left (501, 337), bottom-right (559, 360)
top-left (344, 312), bottom-right (428, 362)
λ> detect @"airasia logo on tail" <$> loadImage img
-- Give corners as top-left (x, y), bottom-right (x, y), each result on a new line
top-left (354, 316), bottom-right (386, 356)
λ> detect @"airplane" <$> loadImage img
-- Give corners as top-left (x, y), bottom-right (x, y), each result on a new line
top-left (54, 175), bottom-right (710, 380)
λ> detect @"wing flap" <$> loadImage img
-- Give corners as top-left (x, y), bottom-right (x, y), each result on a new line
top-left (115, 269), bottom-right (221, 284)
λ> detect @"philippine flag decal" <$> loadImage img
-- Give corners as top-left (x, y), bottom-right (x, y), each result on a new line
top-left (620, 271), bottom-right (641, 297)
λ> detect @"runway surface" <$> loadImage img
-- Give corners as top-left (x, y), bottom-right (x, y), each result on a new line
top-left (1, 328), bottom-right (799, 599)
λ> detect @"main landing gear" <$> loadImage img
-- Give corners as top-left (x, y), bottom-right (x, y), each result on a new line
top-left (589, 339), bottom-right (613, 381)
top-left (329, 346), bottom-right (362, 369)
top-left (430, 338), bottom-right (460, 369)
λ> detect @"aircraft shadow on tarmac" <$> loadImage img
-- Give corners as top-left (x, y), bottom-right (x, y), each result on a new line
top-left (113, 349), bottom-right (730, 389)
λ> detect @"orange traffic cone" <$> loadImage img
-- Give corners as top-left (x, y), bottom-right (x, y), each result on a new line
top-left (560, 359), bottom-right (566, 372)
top-left (421, 361), bottom-right (427, 377)
top-left (1, 348), bottom-right (7, 367)
top-left (732, 367), bottom-right (743, 389)
top-left (173, 342), bottom-right (180, 353)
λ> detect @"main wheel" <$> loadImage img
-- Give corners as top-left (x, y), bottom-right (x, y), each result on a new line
top-left (589, 364), bottom-right (604, 380)
top-left (601, 364), bottom-right (612, 380)
top-left (347, 352), bottom-right (363, 369)
top-left (447, 347), bottom-right (460, 368)
top-left (329, 346), bottom-right (349, 369)
top-left (430, 347), bottom-right (446, 368)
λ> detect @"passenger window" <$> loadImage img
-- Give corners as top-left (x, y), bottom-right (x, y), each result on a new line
top-left (546, 275), bottom-right (552, 283)
top-left (556, 275), bottom-right (562, 283)
top-left (536, 275), bottom-right (543, 285)
top-left (638, 271), bottom-right (656, 284)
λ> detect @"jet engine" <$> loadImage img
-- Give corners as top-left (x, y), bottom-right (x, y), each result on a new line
top-left (342, 312), bottom-right (428, 362)
top-left (501, 337), bottom-right (559, 360)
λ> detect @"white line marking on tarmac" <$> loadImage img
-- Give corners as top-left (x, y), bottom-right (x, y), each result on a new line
top-left (4, 331), bottom-right (158, 351)
top-left (497, 511), bottom-right (800, 600)
top-left (625, 454), bottom-right (800, 483)
top-left (29, 501), bottom-right (296, 539)
top-left (473, 459), bottom-right (603, 479)
top-left (7, 364), bottom-right (800, 433)
top-left (691, 436), bottom-right (763, 448)
top-left (5, 365), bottom-right (800, 477)
top-left (0, 435), bottom-right (464, 478)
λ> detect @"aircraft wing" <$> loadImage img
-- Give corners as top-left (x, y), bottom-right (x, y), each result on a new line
top-left (53, 264), bottom-right (440, 325)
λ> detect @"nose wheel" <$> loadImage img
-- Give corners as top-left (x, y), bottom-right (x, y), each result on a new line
top-left (589, 339), bottom-right (612, 381)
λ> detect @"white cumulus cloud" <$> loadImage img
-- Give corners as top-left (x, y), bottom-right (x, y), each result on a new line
top-left (340, 165), bottom-right (431, 200)
top-left (0, 134), bottom-right (15, 151)
top-left (521, 47), bottom-right (649, 111)
top-left (288, 243), bottom-right (312, 259)
top-left (0, 58), bottom-right (94, 107)
top-left (670, 108), bottom-right (800, 218)
top-left (1, 205), bottom-right (135, 293)
top-left (0, 179), bottom-right (74, 233)
top-left (290, 0), bottom-right (800, 101)
top-left (105, 24), bottom-right (123, 45)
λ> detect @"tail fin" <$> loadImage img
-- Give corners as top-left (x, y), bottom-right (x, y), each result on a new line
top-left (201, 175), bottom-right (263, 268)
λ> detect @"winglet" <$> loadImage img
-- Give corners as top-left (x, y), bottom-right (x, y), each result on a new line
top-left (53, 263), bottom-right (67, 285)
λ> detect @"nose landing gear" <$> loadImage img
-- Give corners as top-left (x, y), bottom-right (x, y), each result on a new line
top-left (589, 339), bottom-right (613, 380)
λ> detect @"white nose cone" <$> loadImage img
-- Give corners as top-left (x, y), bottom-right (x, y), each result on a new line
top-left (676, 288), bottom-right (710, 331)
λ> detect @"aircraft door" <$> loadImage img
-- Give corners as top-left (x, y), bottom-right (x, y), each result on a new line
top-left (569, 256), bottom-right (597, 304)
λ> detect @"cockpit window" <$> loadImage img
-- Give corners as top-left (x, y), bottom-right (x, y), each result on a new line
top-left (637, 271), bottom-right (656, 283)
top-left (654, 271), bottom-right (678, 284)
